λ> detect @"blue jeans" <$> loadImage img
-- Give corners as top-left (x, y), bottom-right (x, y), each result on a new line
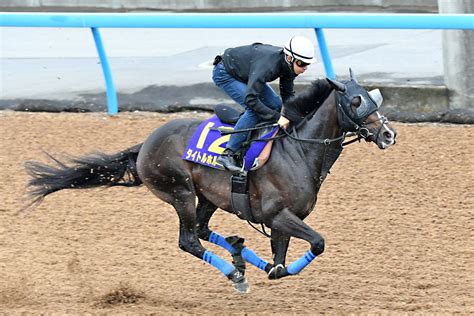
top-left (212, 62), bottom-right (282, 153)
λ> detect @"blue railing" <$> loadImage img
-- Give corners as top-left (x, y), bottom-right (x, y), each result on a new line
top-left (1, 13), bottom-right (473, 114)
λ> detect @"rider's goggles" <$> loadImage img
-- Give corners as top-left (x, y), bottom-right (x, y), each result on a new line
top-left (295, 59), bottom-right (310, 67)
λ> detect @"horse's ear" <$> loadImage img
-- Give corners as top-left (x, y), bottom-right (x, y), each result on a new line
top-left (327, 78), bottom-right (346, 92)
top-left (349, 68), bottom-right (358, 83)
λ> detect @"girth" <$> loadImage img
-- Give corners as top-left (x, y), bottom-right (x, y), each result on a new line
top-left (230, 173), bottom-right (256, 223)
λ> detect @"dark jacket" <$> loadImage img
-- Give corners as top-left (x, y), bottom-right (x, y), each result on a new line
top-left (222, 43), bottom-right (297, 121)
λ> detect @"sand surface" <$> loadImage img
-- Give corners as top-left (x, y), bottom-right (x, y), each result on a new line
top-left (1, 111), bottom-right (472, 314)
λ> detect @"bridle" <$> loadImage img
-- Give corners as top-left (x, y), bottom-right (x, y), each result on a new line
top-left (335, 90), bottom-right (390, 146)
top-left (359, 113), bottom-right (390, 144)
top-left (339, 107), bottom-right (390, 146)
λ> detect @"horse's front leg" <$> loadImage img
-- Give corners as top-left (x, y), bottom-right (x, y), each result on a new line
top-left (268, 208), bottom-right (324, 279)
top-left (268, 229), bottom-right (291, 279)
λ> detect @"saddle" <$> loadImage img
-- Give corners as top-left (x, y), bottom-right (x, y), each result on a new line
top-left (215, 104), bottom-right (279, 171)
top-left (214, 103), bottom-right (240, 124)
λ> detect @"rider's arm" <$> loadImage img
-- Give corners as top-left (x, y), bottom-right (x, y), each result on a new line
top-left (244, 73), bottom-right (281, 122)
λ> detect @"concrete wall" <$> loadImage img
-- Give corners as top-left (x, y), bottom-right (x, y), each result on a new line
top-left (0, 0), bottom-right (438, 12)
top-left (439, 0), bottom-right (474, 110)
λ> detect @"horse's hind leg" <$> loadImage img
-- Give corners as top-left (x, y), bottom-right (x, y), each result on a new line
top-left (195, 198), bottom-right (250, 275)
top-left (195, 198), bottom-right (218, 241)
top-left (194, 199), bottom-right (241, 274)
top-left (137, 131), bottom-right (247, 292)
top-left (195, 197), bottom-right (272, 275)
top-left (171, 194), bottom-right (250, 293)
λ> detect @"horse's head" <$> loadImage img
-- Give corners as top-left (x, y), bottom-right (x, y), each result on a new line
top-left (328, 69), bottom-right (397, 149)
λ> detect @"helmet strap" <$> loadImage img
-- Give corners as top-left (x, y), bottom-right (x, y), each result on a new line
top-left (289, 37), bottom-right (297, 62)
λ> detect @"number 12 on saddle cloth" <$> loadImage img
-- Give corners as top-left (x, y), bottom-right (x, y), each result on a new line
top-left (182, 115), bottom-right (278, 171)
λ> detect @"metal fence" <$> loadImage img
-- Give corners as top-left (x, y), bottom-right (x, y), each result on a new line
top-left (1, 12), bottom-right (473, 114)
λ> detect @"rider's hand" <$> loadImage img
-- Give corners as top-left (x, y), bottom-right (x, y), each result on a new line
top-left (277, 115), bottom-right (290, 130)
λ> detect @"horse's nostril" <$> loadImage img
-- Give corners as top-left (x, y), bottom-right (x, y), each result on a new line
top-left (384, 131), bottom-right (392, 139)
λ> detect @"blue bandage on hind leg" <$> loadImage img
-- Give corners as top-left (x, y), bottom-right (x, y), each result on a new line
top-left (208, 232), bottom-right (236, 254)
top-left (203, 250), bottom-right (235, 276)
top-left (286, 250), bottom-right (316, 275)
top-left (241, 247), bottom-right (269, 271)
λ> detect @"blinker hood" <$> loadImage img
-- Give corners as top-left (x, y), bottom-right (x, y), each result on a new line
top-left (336, 80), bottom-right (380, 131)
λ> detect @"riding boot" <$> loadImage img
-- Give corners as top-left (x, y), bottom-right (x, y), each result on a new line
top-left (217, 149), bottom-right (241, 172)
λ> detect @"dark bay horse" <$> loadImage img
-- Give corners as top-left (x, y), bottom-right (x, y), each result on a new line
top-left (25, 71), bottom-right (396, 293)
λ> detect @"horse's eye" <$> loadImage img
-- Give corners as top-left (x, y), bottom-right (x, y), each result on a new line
top-left (351, 96), bottom-right (361, 108)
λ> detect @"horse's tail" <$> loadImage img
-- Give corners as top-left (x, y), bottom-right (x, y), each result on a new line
top-left (24, 143), bottom-right (143, 207)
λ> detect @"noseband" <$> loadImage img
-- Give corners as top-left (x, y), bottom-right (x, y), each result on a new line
top-left (358, 114), bottom-right (389, 144)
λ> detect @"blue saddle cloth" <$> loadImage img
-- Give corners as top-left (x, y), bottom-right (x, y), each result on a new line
top-left (182, 115), bottom-right (278, 171)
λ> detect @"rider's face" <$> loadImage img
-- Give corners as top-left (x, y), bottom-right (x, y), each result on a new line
top-left (294, 62), bottom-right (308, 75)
top-left (289, 56), bottom-right (309, 75)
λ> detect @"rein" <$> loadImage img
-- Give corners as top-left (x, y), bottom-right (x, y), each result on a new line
top-left (281, 128), bottom-right (346, 145)
top-left (211, 123), bottom-right (278, 135)
top-left (214, 101), bottom-right (364, 148)
top-left (214, 86), bottom-right (391, 150)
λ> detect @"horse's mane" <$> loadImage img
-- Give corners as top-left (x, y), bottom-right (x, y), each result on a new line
top-left (282, 78), bottom-right (333, 124)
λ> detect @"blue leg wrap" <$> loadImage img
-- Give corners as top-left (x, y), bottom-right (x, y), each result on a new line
top-left (208, 231), bottom-right (269, 271)
top-left (208, 232), bottom-right (236, 254)
top-left (203, 250), bottom-right (235, 276)
top-left (241, 247), bottom-right (269, 271)
top-left (286, 250), bottom-right (317, 275)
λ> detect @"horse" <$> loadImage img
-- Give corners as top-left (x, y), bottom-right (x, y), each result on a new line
top-left (25, 70), bottom-right (397, 293)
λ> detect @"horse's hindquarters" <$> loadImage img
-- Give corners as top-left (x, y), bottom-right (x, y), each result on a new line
top-left (136, 119), bottom-right (200, 203)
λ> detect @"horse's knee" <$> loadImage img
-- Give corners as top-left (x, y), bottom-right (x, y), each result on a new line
top-left (310, 235), bottom-right (325, 256)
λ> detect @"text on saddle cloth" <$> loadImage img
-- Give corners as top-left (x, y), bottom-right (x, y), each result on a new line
top-left (182, 115), bottom-right (278, 171)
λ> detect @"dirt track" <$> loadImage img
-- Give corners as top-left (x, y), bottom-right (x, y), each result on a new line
top-left (1, 111), bottom-right (472, 314)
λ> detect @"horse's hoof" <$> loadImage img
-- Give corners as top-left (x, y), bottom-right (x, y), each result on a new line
top-left (267, 264), bottom-right (289, 279)
top-left (228, 268), bottom-right (249, 293)
top-left (232, 278), bottom-right (250, 294)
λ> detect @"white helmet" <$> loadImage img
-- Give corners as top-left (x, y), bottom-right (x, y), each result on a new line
top-left (283, 35), bottom-right (317, 64)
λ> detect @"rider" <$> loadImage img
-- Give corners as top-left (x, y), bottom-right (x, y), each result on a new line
top-left (212, 35), bottom-right (317, 172)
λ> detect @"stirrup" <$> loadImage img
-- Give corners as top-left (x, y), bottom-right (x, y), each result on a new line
top-left (217, 155), bottom-right (241, 173)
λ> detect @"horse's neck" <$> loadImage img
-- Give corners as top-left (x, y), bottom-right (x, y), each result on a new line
top-left (295, 91), bottom-right (342, 173)
top-left (299, 91), bottom-right (340, 142)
